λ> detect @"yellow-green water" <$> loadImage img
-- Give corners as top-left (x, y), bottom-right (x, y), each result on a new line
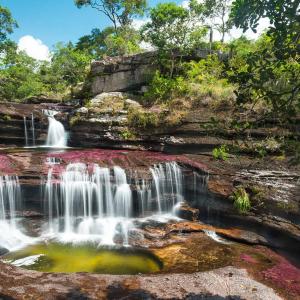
top-left (4, 243), bottom-right (162, 274)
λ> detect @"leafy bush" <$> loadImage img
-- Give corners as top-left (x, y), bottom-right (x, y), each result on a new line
top-left (128, 108), bottom-right (160, 130)
top-left (231, 187), bottom-right (251, 213)
top-left (186, 55), bottom-right (225, 84)
top-left (144, 71), bottom-right (188, 104)
top-left (212, 145), bottom-right (229, 160)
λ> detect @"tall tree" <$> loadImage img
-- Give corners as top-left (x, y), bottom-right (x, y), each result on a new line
top-left (230, 0), bottom-right (299, 59)
top-left (0, 5), bottom-right (17, 50)
top-left (228, 0), bottom-right (300, 119)
top-left (76, 27), bottom-right (115, 58)
top-left (142, 2), bottom-right (207, 77)
top-left (203, 0), bottom-right (232, 43)
top-left (75, 0), bottom-right (147, 32)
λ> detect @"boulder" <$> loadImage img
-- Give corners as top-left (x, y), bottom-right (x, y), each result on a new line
top-left (91, 52), bottom-right (157, 95)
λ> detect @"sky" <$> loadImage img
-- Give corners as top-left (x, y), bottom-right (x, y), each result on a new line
top-left (1, 0), bottom-right (269, 61)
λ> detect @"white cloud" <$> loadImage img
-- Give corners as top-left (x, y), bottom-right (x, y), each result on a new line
top-left (18, 35), bottom-right (51, 61)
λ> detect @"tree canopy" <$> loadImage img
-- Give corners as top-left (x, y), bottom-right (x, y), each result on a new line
top-left (75, 0), bottom-right (147, 31)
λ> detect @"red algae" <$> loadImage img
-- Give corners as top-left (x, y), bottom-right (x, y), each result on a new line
top-left (45, 149), bottom-right (209, 173)
top-left (257, 247), bottom-right (300, 297)
top-left (0, 154), bottom-right (14, 174)
top-left (240, 254), bottom-right (258, 264)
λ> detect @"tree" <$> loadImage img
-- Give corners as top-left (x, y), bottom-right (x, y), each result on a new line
top-left (104, 26), bottom-right (141, 56)
top-left (0, 48), bottom-right (46, 101)
top-left (76, 27), bottom-right (115, 58)
top-left (203, 0), bottom-right (232, 43)
top-left (228, 1), bottom-right (300, 119)
top-left (230, 0), bottom-right (299, 59)
top-left (141, 2), bottom-right (207, 77)
top-left (76, 26), bottom-right (140, 58)
top-left (75, 0), bottom-right (147, 32)
top-left (0, 5), bottom-right (17, 46)
top-left (42, 43), bottom-right (92, 94)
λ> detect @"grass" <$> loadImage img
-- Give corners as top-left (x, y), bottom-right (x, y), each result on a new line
top-left (231, 187), bottom-right (251, 213)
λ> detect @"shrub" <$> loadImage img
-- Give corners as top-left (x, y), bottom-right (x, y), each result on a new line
top-left (212, 145), bottom-right (229, 160)
top-left (144, 71), bottom-right (188, 104)
top-left (120, 129), bottom-right (135, 140)
top-left (128, 108), bottom-right (160, 130)
top-left (231, 187), bottom-right (251, 213)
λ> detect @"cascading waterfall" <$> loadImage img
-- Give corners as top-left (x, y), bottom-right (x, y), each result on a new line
top-left (23, 114), bottom-right (36, 147)
top-left (0, 176), bottom-right (32, 251)
top-left (43, 109), bottom-right (67, 148)
top-left (23, 117), bottom-right (28, 147)
top-left (31, 113), bottom-right (35, 146)
top-left (44, 161), bottom-right (184, 246)
top-left (150, 162), bottom-right (183, 213)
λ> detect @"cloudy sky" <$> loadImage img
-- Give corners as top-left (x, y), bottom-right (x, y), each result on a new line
top-left (2, 0), bottom-right (268, 61)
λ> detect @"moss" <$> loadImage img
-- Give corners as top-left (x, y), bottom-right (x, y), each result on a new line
top-left (69, 115), bottom-right (81, 127)
top-left (1, 115), bottom-right (12, 121)
top-left (120, 129), bottom-right (136, 140)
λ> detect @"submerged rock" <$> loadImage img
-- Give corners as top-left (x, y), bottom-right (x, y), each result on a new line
top-left (174, 202), bottom-right (199, 221)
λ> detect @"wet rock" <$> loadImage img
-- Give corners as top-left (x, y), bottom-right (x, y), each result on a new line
top-left (0, 262), bottom-right (283, 300)
top-left (218, 230), bottom-right (269, 246)
top-left (174, 202), bottom-right (199, 221)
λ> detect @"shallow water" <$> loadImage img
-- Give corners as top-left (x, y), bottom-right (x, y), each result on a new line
top-left (3, 242), bottom-right (162, 274)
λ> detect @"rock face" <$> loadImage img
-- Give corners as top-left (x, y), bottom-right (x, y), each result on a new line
top-left (91, 52), bottom-right (157, 95)
top-left (0, 263), bottom-right (283, 300)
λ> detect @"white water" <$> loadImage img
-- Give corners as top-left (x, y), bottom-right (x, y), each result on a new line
top-left (0, 162), bottom-right (187, 250)
top-left (203, 229), bottom-right (232, 245)
top-left (44, 162), bottom-right (183, 246)
top-left (31, 113), bottom-right (36, 146)
top-left (23, 117), bottom-right (28, 147)
top-left (24, 114), bottom-right (36, 147)
top-left (43, 109), bottom-right (67, 148)
top-left (0, 176), bottom-right (33, 251)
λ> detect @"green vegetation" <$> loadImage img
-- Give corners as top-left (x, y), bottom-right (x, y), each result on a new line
top-left (128, 108), bottom-right (160, 130)
top-left (231, 187), bottom-right (251, 213)
top-left (212, 145), bottom-right (229, 161)
top-left (0, 1), bottom-right (298, 161)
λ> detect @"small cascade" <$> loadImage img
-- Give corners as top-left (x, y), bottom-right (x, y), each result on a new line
top-left (23, 117), bottom-right (28, 147)
top-left (43, 109), bottom-right (67, 148)
top-left (44, 162), bottom-right (184, 245)
top-left (45, 163), bottom-right (133, 244)
top-left (0, 176), bottom-right (31, 251)
top-left (150, 162), bottom-right (183, 213)
top-left (23, 114), bottom-right (36, 147)
top-left (31, 113), bottom-right (36, 146)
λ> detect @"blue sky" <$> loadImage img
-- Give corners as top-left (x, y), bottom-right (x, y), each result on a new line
top-left (1, 0), bottom-right (268, 60)
top-left (1, 0), bottom-right (182, 47)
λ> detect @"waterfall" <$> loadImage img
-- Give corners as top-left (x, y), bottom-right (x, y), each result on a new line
top-left (150, 162), bottom-right (183, 213)
top-left (0, 176), bottom-right (32, 251)
top-left (44, 162), bottom-right (183, 246)
top-left (31, 113), bottom-right (36, 146)
top-left (43, 110), bottom-right (67, 148)
top-left (23, 114), bottom-right (36, 147)
top-left (23, 117), bottom-right (28, 147)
